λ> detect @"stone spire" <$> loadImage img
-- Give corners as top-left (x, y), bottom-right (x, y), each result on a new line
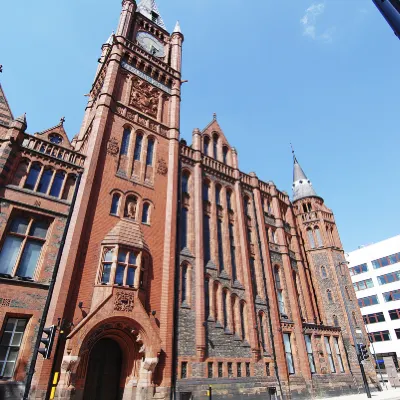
top-left (292, 149), bottom-right (318, 201)
top-left (137, 0), bottom-right (166, 29)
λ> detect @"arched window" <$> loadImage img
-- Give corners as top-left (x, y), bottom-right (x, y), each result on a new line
top-left (226, 190), bottom-right (233, 210)
top-left (180, 207), bottom-right (188, 249)
top-left (181, 264), bottom-right (188, 304)
top-left (124, 196), bottom-right (138, 219)
top-left (240, 302), bottom-right (246, 340)
top-left (271, 229), bottom-right (277, 244)
top-left (307, 228), bottom-right (315, 249)
top-left (12, 161), bottom-right (29, 186)
top-left (217, 219), bottom-right (224, 272)
top-left (146, 138), bottom-right (155, 165)
top-left (259, 313), bottom-right (266, 351)
top-left (267, 199), bottom-right (273, 215)
top-left (61, 174), bottom-right (76, 201)
top-left (223, 146), bottom-right (228, 164)
top-left (203, 136), bottom-right (210, 156)
top-left (203, 181), bottom-right (210, 201)
top-left (327, 289), bottom-right (333, 303)
top-left (49, 171), bottom-right (65, 198)
top-left (315, 226), bottom-right (323, 247)
top-left (223, 290), bottom-right (228, 329)
top-left (229, 223), bottom-right (237, 282)
top-left (244, 196), bottom-right (251, 216)
top-left (37, 168), bottom-right (53, 194)
top-left (274, 266), bottom-right (286, 315)
top-left (205, 276), bottom-right (210, 318)
top-left (110, 193), bottom-right (121, 215)
top-left (24, 163), bottom-right (42, 191)
top-left (215, 185), bottom-right (221, 206)
top-left (134, 133), bottom-right (143, 161)
top-left (182, 172), bottom-right (189, 194)
top-left (142, 202), bottom-right (150, 224)
top-left (307, 202), bottom-right (312, 212)
top-left (250, 258), bottom-right (258, 296)
top-left (203, 215), bottom-right (211, 263)
top-left (120, 127), bottom-right (131, 155)
top-left (293, 271), bottom-right (304, 320)
top-left (213, 134), bottom-right (218, 159)
top-left (213, 282), bottom-right (219, 321)
top-left (321, 266), bottom-right (327, 278)
top-left (333, 315), bottom-right (339, 327)
top-left (302, 203), bottom-right (308, 213)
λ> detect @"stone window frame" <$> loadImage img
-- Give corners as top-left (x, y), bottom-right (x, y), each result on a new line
top-left (0, 211), bottom-right (52, 281)
top-left (141, 200), bottom-right (153, 225)
top-left (12, 158), bottom-right (77, 201)
top-left (203, 134), bottom-right (210, 156)
top-left (258, 311), bottom-right (268, 354)
top-left (109, 190), bottom-right (123, 217)
top-left (0, 316), bottom-right (29, 379)
top-left (273, 265), bottom-right (286, 316)
top-left (117, 125), bottom-right (158, 184)
top-left (180, 262), bottom-right (192, 308)
top-left (96, 245), bottom-right (143, 289)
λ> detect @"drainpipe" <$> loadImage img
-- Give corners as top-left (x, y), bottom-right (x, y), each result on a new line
top-left (23, 172), bottom-right (82, 400)
top-left (251, 191), bottom-right (284, 399)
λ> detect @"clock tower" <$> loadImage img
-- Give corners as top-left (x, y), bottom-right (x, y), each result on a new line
top-left (32, 1), bottom-right (184, 399)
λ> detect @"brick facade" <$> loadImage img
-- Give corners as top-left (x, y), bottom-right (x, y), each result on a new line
top-left (0, 1), bottom-right (378, 399)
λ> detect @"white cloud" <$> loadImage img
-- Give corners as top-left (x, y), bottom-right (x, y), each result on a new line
top-left (300, 3), bottom-right (334, 42)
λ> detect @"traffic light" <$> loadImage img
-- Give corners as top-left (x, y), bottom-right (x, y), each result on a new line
top-left (358, 343), bottom-right (370, 361)
top-left (38, 325), bottom-right (56, 359)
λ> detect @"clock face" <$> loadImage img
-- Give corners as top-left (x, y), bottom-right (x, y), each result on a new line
top-left (136, 32), bottom-right (165, 58)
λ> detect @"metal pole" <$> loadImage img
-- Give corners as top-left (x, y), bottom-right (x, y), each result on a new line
top-left (365, 323), bottom-right (387, 390)
top-left (335, 261), bottom-right (371, 398)
top-left (23, 172), bottom-right (82, 400)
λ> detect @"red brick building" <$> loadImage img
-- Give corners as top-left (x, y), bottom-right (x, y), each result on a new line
top-left (0, 1), bottom-right (378, 399)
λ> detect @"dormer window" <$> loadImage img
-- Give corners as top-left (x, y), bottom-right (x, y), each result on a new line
top-left (48, 133), bottom-right (63, 145)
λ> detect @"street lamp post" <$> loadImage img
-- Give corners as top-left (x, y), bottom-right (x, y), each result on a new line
top-left (335, 261), bottom-right (371, 398)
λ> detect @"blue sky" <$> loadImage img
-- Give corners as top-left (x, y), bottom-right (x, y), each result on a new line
top-left (1, 0), bottom-right (399, 252)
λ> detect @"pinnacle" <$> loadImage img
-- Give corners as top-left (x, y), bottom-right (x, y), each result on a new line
top-left (14, 112), bottom-right (27, 129)
top-left (173, 21), bottom-right (182, 34)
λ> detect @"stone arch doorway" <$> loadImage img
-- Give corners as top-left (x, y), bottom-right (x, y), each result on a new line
top-left (83, 338), bottom-right (122, 400)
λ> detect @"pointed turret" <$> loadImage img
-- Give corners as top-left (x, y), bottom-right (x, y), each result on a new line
top-left (292, 151), bottom-right (318, 201)
top-left (15, 113), bottom-right (27, 129)
top-left (0, 84), bottom-right (14, 127)
top-left (137, 0), bottom-right (166, 29)
top-left (173, 21), bottom-right (182, 34)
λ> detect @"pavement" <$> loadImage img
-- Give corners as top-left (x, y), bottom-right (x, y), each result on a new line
top-left (318, 388), bottom-right (400, 400)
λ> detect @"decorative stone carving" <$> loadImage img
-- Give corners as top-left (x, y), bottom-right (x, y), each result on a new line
top-left (114, 291), bottom-right (134, 312)
top-left (129, 77), bottom-right (160, 118)
top-left (61, 356), bottom-right (80, 388)
top-left (107, 137), bottom-right (119, 156)
top-left (157, 158), bottom-right (168, 176)
top-left (125, 197), bottom-right (137, 219)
